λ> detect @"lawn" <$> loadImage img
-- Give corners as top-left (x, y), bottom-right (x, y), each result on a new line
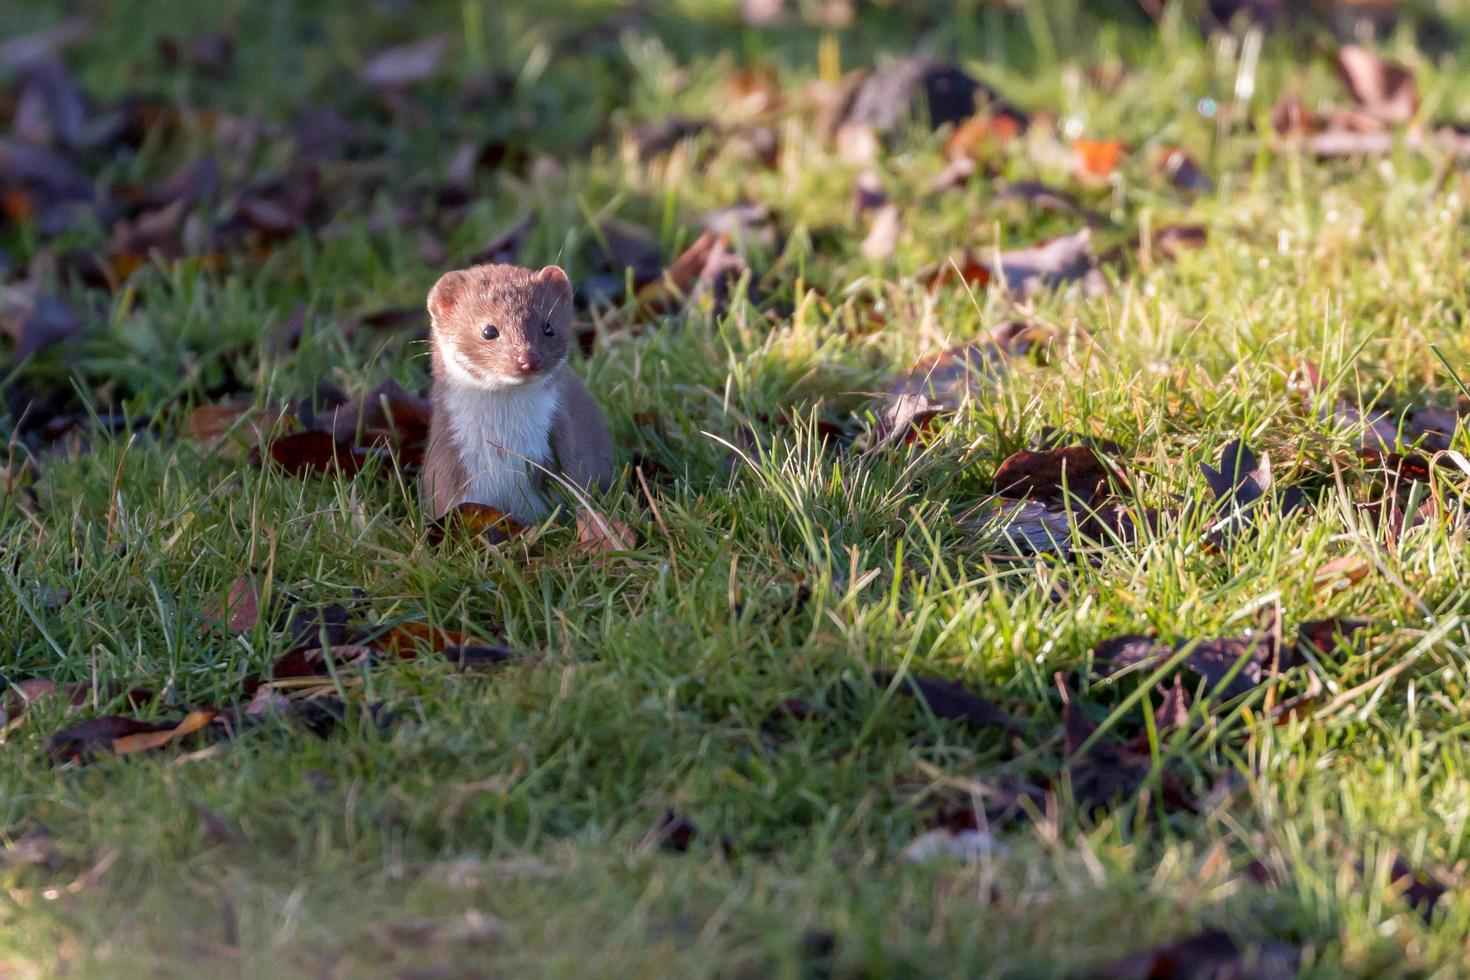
top-left (3, 0), bottom-right (1470, 975)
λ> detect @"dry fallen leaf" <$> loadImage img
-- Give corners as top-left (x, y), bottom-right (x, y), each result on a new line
top-left (1072, 138), bottom-right (1124, 180)
top-left (258, 430), bottom-right (365, 476)
top-left (1095, 607), bottom-right (1292, 701)
top-left (1155, 147), bottom-right (1211, 193)
top-left (876, 324), bottom-right (1051, 446)
top-left (874, 671), bottom-right (1020, 734)
top-left (432, 502), bottom-right (524, 544)
top-left (859, 203), bottom-right (901, 261)
top-left (575, 509), bottom-right (636, 555)
top-left (49, 712), bottom-right (217, 765)
top-left (1313, 554), bottom-right (1371, 594)
top-left (944, 111), bottom-right (1025, 161)
top-left (110, 708), bottom-right (219, 756)
top-left (362, 35), bottom-right (448, 88)
top-left (1058, 675), bottom-right (1196, 816)
top-left (186, 402), bottom-right (293, 452)
top-left (1336, 44), bottom-right (1417, 125)
top-left (205, 573), bottom-right (261, 634)
top-left (1095, 929), bottom-right (1300, 980)
top-left (1199, 439), bottom-right (1304, 540)
top-left (991, 445), bottom-right (1119, 507)
top-left (983, 228), bottom-right (1100, 296)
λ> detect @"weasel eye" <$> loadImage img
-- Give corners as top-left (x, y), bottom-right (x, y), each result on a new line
top-left (542, 321), bottom-right (555, 337)
top-left (481, 324), bottom-right (499, 341)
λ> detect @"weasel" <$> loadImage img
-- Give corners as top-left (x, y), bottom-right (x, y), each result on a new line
top-left (421, 262), bottom-right (614, 523)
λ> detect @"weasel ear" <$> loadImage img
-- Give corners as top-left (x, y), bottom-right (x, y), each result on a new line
top-left (428, 270), bottom-right (470, 321)
top-left (535, 265), bottom-right (573, 298)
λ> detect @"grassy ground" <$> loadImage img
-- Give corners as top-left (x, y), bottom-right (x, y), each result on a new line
top-left (4, 0), bottom-right (1470, 976)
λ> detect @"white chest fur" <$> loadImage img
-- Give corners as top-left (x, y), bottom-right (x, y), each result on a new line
top-left (443, 379), bottom-right (561, 523)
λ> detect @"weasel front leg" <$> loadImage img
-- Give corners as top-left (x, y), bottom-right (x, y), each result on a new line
top-left (421, 409), bottom-right (470, 520)
top-left (549, 369), bottom-right (614, 497)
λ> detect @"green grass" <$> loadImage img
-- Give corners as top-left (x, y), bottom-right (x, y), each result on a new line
top-left (4, 0), bottom-right (1470, 975)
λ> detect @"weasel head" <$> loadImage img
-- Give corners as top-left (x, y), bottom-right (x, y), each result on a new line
top-left (428, 263), bottom-right (575, 391)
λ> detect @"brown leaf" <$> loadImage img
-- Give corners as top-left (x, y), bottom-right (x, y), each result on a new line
top-left (1312, 554), bottom-right (1371, 594)
top-left (1, 678), bottom-right (59, 729)
top-left (1199, 439), bottom-right (1303, 538)
top-left (944, 111), bottom-right (1025, 161)
top-left (994, 180), bottom-right (1086, 217)
top-left (186, 402), bottom-right (292, 452)
top-left (980, 229), bottom-right (1099, 296)
top-left (1155, 148), bottom-right (1211, 193)
top-left (369, 621), bottom-right (475, 658)
top-left (362, 35), bottom-right (448, 88)
top-left (845, 58), bottom-right (1015, 135)
top-left (991, 445), bottom-right (1116, 506)
top-left (1387, 856), bottom-right (1449, 921)
top-left (859, 203), bottom-right (901, 261)
top-left (263, 644), bottom-right (376, 685)
top-left (157, 34), bottom-right (234, 76)
top-left (1095, 611), bottom-right (1289, 701)
top-left (968, 498), bottom-right (1077, 556)
top-left (1336, 45), bottom-right (1416, 125)
top-left (2, 295), bottom-right (85, 361)
top-left (47, 715), bottom-right (177, 765)
top-left (1148, 225), bottom-right (1208, 261)
top-left (1057, 676), bottom-right (1196, 815)
top-left (1407, 405), bottom-right (1463, 452)
top-left (874, 671), bottom-right (1019, 734)
top-left (12, 58), bottom-right (88, 150)
top-left (594, 219), bottom-right (663, 289)
top-left (259, 431), bottom-right (364, 476)
top-left (323, 380), bottom-right (431, 467)
top-left (206, 574), bottom-right (261, 634)
top-left (1296, 618), bottom-right (1368, 658)
top-left (876, 325), bottom-right (1051, 447)
top-left (1095, 929), bottom-right (1300, 980)
top-left (575, 509), bottom-right (636, 554)
top-left (635, 231), bottom-right (720, 312)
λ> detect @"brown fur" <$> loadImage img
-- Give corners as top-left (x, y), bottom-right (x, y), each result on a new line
top-left (427, 263), bottom-right (575, 384)
top-left (421, 263), bottom-right (614, 520)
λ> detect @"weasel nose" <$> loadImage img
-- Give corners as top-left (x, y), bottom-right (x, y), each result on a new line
top-left (515, 353), bottom-right (540, 374)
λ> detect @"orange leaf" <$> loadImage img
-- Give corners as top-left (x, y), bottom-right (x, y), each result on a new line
top-left (1072, 138), bottom-right (1124, 179)
top-left (924, 251), bottom-right (991, 292)
top-left (111, 709), bottom-right (218, 756)
top-left (945, 112), bottom-right (1023, 161)
top-left (434, 502), bottom-right (524, 544)
top-left (373, 622), bottom-right (473, 657)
